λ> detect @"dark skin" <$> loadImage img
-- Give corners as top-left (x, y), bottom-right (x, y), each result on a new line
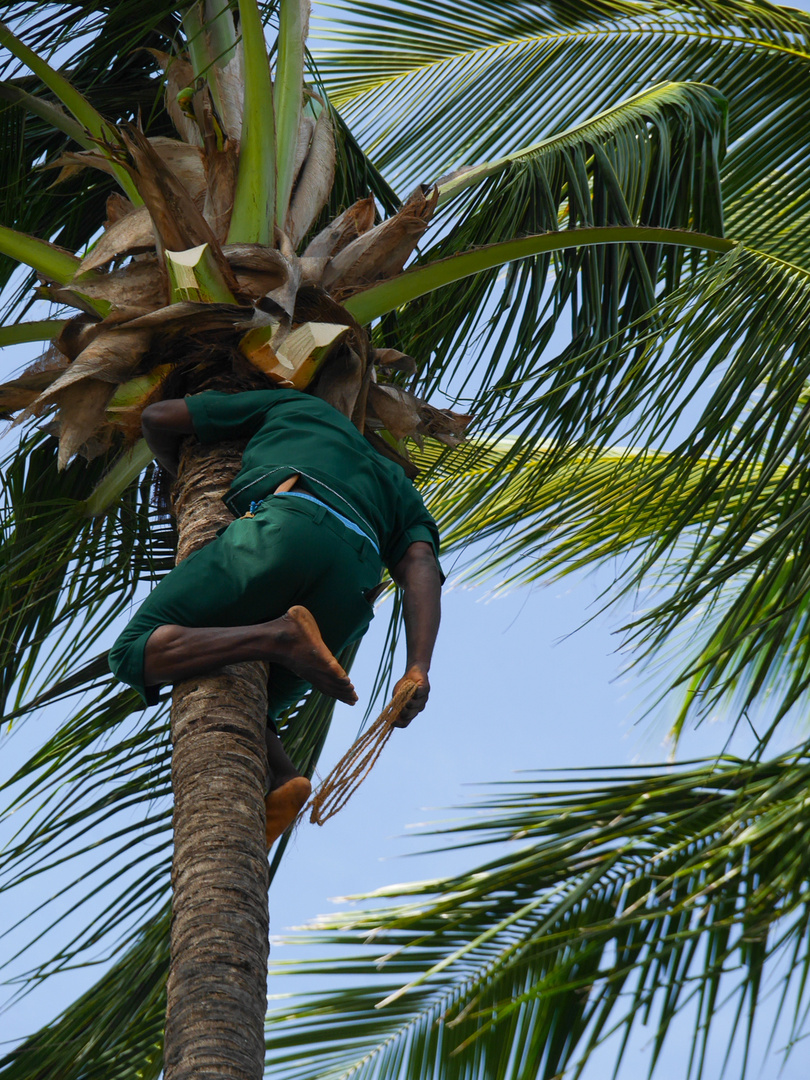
top-left (140, 398), bottom-right (441, 786)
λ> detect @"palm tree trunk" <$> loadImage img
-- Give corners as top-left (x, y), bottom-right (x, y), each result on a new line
top-left (163, 440), bottom-right (269, 1080)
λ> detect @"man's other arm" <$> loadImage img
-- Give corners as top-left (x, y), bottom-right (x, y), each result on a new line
top-left (390, 541), bottom-right (442, 727)
top-left (141, 399), bottom-right (195, 477)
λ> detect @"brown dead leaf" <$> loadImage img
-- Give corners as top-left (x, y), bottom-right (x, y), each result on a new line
top-left (47, 160), bottom-right (84, 186)
top-left (123, 301), bottom-right (250, 333)
top-left (366, 383), bottom-right (422, 441)
top-left (146, 49), bottom-right (202, 146)
top-left (23, 345), bottom-right (69, 378)
top-left (203, 141), bottom-right (239, 242)
top-left (0, 347), bottom-right (69, 418)
top-left (363, 427), bottom-right (419, 478)
top-left (303, 195), bottom-right (376, 259)
top-left (235, 272), bottom-right (289, 303)
top-left (75, 429), bottom-right (115, 462)
top-left (188, 83), bottom-right (239, 241)
top-left (45, 149), bottom-right (116, 187)
top-left (38, 285), bottom-right (106, 318)
top-left (78, 205), bottom-right (155, 274)
top-left (286, 113), bottom-right (336, 248)
top-left (0, 380), bottom-right (48, 418)
top-left (206, 42), bottom-right (244, 142)
top-left (373, 347), bottom-right (417, 374)
top-left (48, 138), bottom-right (206, 204)
top-left (36, 328), bottom-right (152, 403)
top-left (224, 244), bottom-right (289, 299)
top-left (323, 185), bottom-right (438, 296)
top-left (299, 256), bottom-right (329, 285)
top-left (148, 137), bottom-right (206, 203)
top-left (56, 315), bottom-right (103, 361)
top-left (119, 126), bottom-right (238, 293)
top-left (55, 305), bottom-right (171, 360)
top-left (261, 247), bottom-right (300, 324)
top-left (310, 345), bottom-right (365, 419)
top-left (366, 384), bottom-right (471, 448)
top-left (290, 115), bottom-right (315, 194)
top-left (350, 356), bottom-right (375, 431)
top-left (69, 256), bottom-right (168, 310)
top-left (416, 401), bottom-right (472, 446)
top-left (33, 302), bottom-right (246, 417)
top-left (51, 380), bottom-right (117, 469)
top-left (105, 192), bottom-right (136, 225)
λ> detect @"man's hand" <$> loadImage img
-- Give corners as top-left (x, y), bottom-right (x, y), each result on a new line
top-left (390, 541), bottom-right (442, 728)
top-left (393, 663), bottom-right (430, 728)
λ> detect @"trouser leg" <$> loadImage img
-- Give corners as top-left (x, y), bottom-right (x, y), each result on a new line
top-left (141, 612), bottom-right (357, 704)
top-left (109, 496), bottom-right (381, 711)
top-left (143, 622), bottom-right (272, 685)
top-left (265, 727), bottom-right (299, 786)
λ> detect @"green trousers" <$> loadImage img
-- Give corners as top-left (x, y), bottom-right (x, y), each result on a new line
top-left (108, 493), bottom-right (383, 721)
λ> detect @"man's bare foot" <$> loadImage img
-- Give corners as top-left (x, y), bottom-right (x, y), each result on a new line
top-left (268, 606), bottom-right (357, 704)
top-left (265, 776), bottom-right (312, 848)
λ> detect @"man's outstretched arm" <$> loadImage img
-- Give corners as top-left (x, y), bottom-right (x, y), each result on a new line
top-left (141, 399), bottom-right (194, 476)
top-left (390, 541), bottom-right (442, 727)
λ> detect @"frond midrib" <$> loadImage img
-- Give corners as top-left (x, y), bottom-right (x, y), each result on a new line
top-left (317, 18), bottom-right (810, 108)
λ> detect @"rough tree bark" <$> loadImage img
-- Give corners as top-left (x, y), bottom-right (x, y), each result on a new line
top-left (163, 440), bottom-right (270, 1080)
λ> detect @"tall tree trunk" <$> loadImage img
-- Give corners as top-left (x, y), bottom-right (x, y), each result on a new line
top-left (163, 441), bottom-right (269, 1080)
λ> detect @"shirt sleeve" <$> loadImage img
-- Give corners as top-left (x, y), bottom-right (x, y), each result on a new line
top-left (185, 389), bottom-right (281, 443)
top-left (385, 499), bottom-right (445, 583)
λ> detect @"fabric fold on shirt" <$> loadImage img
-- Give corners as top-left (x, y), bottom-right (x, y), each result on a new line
top-left (185, 387), bottom-right (443, 578)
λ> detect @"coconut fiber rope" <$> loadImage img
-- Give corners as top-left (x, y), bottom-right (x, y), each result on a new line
top-left (307, 680), bottom-right (418, 825)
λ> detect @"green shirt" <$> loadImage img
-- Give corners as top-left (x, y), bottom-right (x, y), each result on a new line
top-left (186, 388), bottom-right (442, 573)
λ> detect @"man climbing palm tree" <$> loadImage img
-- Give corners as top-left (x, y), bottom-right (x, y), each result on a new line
top-left (109, 381), bottom-right (443, 845)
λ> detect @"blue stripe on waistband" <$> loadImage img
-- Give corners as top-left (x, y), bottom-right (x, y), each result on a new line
top-left (277, 491), bottom-right (380, 554)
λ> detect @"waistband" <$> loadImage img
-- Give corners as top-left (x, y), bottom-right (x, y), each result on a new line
top-left (283, 491), bottom-right (380, 554)
top-left (247, 491), bottom-right (381, 555)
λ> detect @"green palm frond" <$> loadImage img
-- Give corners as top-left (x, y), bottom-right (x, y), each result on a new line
top-left (409, 240), bottom-right (810, 736)
top-left (9, 223), bottom-right (810, 1069)
top-left (0, 429), bottom-right (170, 714)
top-left (264, 748), bottom-right (810, 1080)
top-left (0, 419), bottom-right (363, 1074)
top-left (529, 242), bottom-right (810, 737)
top-left (0, 427), bottom-right (173, 1023)
top-left (0, 428), bottom-right (175, 716)
top-left (377, 80), bottom-right (725, 419)
top-left (422, 436), bottom-right (732, 583)
top-left (315, 0), bottom-right (810, 261)
top-left (0, 0), bottom-right (181, 317)
top-left (0, 697), bottom-right (171, 992)
top-left (0, 908), bottom-right (169, 1080)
